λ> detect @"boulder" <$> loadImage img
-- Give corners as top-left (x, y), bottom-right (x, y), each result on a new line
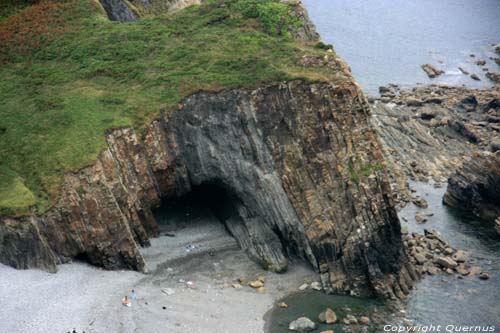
top-left (452, 250), bottom-right (469, 263)
top-left (415, 214), bottom-right (427, 223)
top-left (479, 272), bottom-right (491, 280)
top-left (310, 281), bottom-right (322, 291)
top-left (278, 302), bottom-right (289, 308)
top-left (414, 253), bottom-right (427, 265)
top-left (249, 280), bottom-right (264, 288)
top-left (486, 72), bottom-right (500, 84)
top-left (412, 197), bottom-right (429, 208)
top-left (470, 74), bottom-right (481, 81)
top-left (289, 317), bottom-right (317, 332)
top-left (406, 97), bottom-right (423, 106)
top-left (344, 314), bottom-right (358, 325)
top-left (421, 64), bottom-right (444, 78)
top-left (435, 256), bottom-right (458, 269)
top-left (420, 108), bottom-right (437, 120)
top-left (318, 308), bottom-right (337, 324)
top-left (360, 316), bottom-right (371, 325)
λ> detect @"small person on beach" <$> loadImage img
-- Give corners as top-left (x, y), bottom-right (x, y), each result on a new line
top-left (122, 295), bottom-right (131, 307)
top-left (130, 289), bottom-right (137, 300)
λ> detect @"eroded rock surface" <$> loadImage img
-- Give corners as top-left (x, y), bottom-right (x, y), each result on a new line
top-left (0, 79), bottom-right (416, 298)
top-left (443, 152), bottom-right (500, 223)
top-left (371, 85), bottom-right (500, 203)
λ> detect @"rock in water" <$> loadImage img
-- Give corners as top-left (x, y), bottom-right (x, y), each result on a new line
top-left (421, 64), bottom-right (444, 78)
top-left (486, 72), bottom-right (500, 84)
top-left (278, 302), bottom-right (289, 309)
top-left (470, 74), bottom-right (481, 81)
top-left (444, 153), bottom-right (500, 223)
top-left (289, 317), bottom-right (317, 332)
top-left (318, 308), bottom-right (337, 324)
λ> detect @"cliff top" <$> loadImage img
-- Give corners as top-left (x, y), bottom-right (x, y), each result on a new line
top-left (0, 0), bottom-right (345, 216)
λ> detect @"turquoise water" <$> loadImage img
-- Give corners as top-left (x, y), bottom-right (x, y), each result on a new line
top-left (302, 0), bottom-right (500, 95)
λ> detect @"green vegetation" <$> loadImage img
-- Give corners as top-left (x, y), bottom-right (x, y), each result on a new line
top-left (0, 0), bottom-right (336, 215)
top-left (314, 41), bottom-right (333, 51)
top-left (348, 161), bottom-right (384, 182)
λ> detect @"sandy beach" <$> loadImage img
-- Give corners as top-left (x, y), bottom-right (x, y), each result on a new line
top-left (0, 209), bottom-right (317, 333)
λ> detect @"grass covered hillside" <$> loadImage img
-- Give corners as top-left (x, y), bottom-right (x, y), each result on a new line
top-left (0, 0), bottom-right (337, 216)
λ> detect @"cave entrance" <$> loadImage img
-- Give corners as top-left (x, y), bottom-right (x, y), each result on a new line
top-left (148, 183), bottom-right (243, 268)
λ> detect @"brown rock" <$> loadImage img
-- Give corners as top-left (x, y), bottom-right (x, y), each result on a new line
top-left (435, 256), bottom-right (458, 269)
top-left (421, 64), bottom-right (444, 78)
top-left (318, 308), bottom-right (337, 324)
top-left (360, 316), bottom-right (371, 325)
top-left (415, 214), bottom-right (427, 223)
top-left (486, 72), bottom-right (500, 83)
top-left (278, 302), bottom-right (289, 308)
top-left (249, 280), bottom-right (264, 288)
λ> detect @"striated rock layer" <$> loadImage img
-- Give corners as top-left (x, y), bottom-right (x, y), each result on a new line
top-left (444, 152), bottom-right (500, 224)
top-left (0, 80), bottom-right (416, 298)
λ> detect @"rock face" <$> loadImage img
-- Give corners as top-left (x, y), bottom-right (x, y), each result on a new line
top-left (443, 153), bottom-right (500, 222)
top-left (98, 0), bottom-right (139, 22)
top-left (0, 2), bottom-right (416, 299)
top-left (0, 79), bottom-right (416, 298)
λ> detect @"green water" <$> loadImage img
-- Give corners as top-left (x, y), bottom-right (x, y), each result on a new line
top-left (265, 290), bottom-right (392, 332)
top-left (267, 182), bottom-right (500, 331)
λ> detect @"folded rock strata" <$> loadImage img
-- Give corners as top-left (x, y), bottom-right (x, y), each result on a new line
top-left (443, 152), bottom-right (500, 224)
top-left (0, 79), bottom-right (416, 298)
top-left (0, 1), bottom-right (415, 299)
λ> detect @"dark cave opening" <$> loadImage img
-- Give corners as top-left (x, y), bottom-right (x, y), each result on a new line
top-left (152, 182), bottom-right (245, 256)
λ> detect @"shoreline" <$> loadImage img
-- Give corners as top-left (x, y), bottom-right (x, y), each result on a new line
top-left (0, 217), bottom-right (319, 333)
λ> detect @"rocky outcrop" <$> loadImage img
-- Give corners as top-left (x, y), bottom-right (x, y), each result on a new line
top-left (0, 79), bottom-right (416, 298)
top-left (99, 0), bottom-right (139, 22)
top-left (287, 0), bottom-right (320, 42)
top-left (443, 153), bottom-right (500, 224)
top-left (98, 0), bottom-right (201, 21)
top-left (421, 64), bottom-right (444, 78)
top-left (371, 85), bottom-right (500, 203)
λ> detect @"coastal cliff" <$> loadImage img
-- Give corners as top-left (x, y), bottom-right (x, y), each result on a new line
top-left (0, 0), bottom-right (415, 298)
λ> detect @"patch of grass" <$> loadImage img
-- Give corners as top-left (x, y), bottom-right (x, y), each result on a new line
top-left (0, 0), bottom-right (339, 215)
top-left (348, 161), bottom-right (384, 182)
top-left (0, 166), bottom-right (36, 216)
